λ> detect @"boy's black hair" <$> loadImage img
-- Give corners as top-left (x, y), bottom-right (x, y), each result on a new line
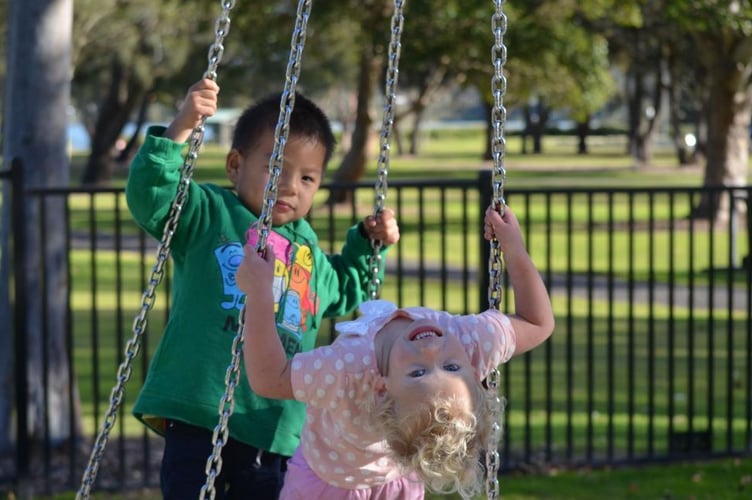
top-left (231, 91), bottom-right (337, 169)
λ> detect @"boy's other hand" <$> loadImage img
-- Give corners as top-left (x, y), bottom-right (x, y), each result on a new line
top-left (164, 78), bottom-right (220, 143)
top-left (362, 208), bottom-right (400, 246)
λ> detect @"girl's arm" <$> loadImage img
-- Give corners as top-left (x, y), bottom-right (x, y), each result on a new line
top-left (484, 206), bottom-right (555, 355)
top-left (236, 245), bottom-right (294, 399)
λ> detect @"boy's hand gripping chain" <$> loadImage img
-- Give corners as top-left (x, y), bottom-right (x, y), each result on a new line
top-left (75, 2), bottom-right (237, 498)
top-left (486, 1), bottom-right (508, 499)
top-left (199, 2), bottom-right (312, 499)
top-left (367, 0), bottom-right (406, 300)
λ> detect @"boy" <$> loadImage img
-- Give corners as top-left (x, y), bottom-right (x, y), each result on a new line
top-left (125, 78), bottom-right (400, 499)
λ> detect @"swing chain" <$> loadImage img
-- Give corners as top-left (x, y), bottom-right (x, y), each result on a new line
top-left (200, 2), bottom-right (313, 498)
top-left (488, 0), bottom-right (508, 310)
top-left (199, 304), bottom-right (245, 500)
top-left (484, 368), bottom-right (505, 500)
top-left (368, 0), bottom-right (406, 300)
top-left (486, 1), bottom-right (507, 499)
top-left (75, 2), bottom-right (236, 499)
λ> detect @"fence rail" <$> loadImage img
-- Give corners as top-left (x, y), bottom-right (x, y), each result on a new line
top-left (1, 167), bottom-right (751, 495)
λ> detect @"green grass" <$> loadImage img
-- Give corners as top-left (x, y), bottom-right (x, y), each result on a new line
top-left (432, 457), bottom-right (752, 499)
top-left (7, 457), bottom-right (751, 499)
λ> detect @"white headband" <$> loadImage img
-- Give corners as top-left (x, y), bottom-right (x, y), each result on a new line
top-left (334, 299), bottom-right (400, 336)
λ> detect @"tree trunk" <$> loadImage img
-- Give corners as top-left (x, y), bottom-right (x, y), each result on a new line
top-left (115, 90), bottom-right (153, 165)
top-left (626, 58), bottom-right (663, 167)
top-left (693, 58), bottom-right (752, 221)
top-left (328, 42), bottom-right (381, 204)
top-left (1, 0), bottom-right (81, 453)
top-left (531, 104), bottom-right (549, 155)
top-left (81, 59), bottom-right (147, 185)
top-left (408, 103), bottom-right (427, 156)
top-left (576, 119), bottom-right (590, 155)
top-left (625, 69), bottom-right (642, 157)
top-left (667, 46), bottom-right (694, 166)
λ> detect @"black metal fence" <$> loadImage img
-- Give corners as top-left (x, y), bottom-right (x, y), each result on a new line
top-left (2, 166), bottom-right (751, 495)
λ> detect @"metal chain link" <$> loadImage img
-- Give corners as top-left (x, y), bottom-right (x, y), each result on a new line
top-left (367, 0), bottom-right (406, 300)
top-left (75, 2), bottom-right (237, 499)
top-left (199, 2), bottom-right (312, 498)
top-left (486, 1), bottom-right (507, 499)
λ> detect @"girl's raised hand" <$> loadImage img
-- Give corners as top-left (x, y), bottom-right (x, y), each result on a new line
top-left (236, 244), bottom-right (276, 299)
top-left (484, 206), bottom-right (526, 258)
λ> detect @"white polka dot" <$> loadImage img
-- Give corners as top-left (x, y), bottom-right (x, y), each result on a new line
top-left (312, 448), bottom-right (321, 459)
top-left (316, 388), bottom-right (326, 398)
top-left (483, 341), bottom-right (493, 352)
top-left (343, 410), bottom-right (351, 418)
top-left (328, 451), bottom-right (339, 460)
top-left (335, 360), bottom-right (344, 370)
top-left (356, 484), bottom-right (369, 489)
top-left (334, 467), bottom-right (345, 475)
top-left (346, 453), bottom-right (356, 462)
top-left (348, 390), bottom-right (356, 399)
top-left (344, 476), bottom-right (355, 483)
top-left (304, 374), bottom-right (313, 385)
top-left (448, 325), bottom-right (457, 335)
top-left (294, 389), bottom-right (305, 399)
top-left (486, 323), bottom-right (495, 333)
top-left (325, 374), bottom-right (335, 385)
top-left (322, 347), bottom-right (333, 357)
top-left (345, 353), bottom-right (355, 363)
top-left (462, 334), bottom-right (472, 344)
top-left (330, 401), bottom-right (337, 409)
top-left (318, 463), bottom-right (328, 473)
top-left (314, 359), bottom-right (323, 370)
top-left (292, 360), bottom-right (302, 370)
top-left (336, 389), bottom-right (345, 399)
top-left (353, 416), bottom-right (362, 425)
top-left (362, 355), bottom-right (371, 365)
top-left (323, 437), bottom-right (332, 447)
top-left (330, 480), bottom-right (340, 487)
top-left (377, 457), bottom-right (388, 466)
top-left (307, 414), bottom-right (316, 425)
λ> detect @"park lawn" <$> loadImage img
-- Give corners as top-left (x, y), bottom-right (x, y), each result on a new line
top-left (15, 457), bottom-right (752, 499)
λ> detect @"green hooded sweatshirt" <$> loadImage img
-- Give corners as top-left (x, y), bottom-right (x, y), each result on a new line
top-left (125, 128), bottom-right (386, 456)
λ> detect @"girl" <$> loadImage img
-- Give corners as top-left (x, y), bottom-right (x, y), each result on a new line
top-left (236, 206), bottom-right (554, 499)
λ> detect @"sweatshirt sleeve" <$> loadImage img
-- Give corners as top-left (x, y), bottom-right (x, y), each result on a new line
top-left (125, 126), bottom-right (211, 251)
top-left (316, 224), bottom-right (389, 319)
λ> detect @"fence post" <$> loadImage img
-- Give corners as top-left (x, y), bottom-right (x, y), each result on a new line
top-left (478, 170), bottom-right (493, 312)
top-left (11, 157), bottom-right (30, 487)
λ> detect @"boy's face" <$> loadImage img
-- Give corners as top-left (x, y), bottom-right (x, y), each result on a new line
top-left (226, 129), bottom-right (326, 226)
top-left (380, 317), bottom-right (477, 416)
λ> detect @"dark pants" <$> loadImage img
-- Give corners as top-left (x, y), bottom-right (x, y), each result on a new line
top-left (161, 419), bottom-right (288, 500)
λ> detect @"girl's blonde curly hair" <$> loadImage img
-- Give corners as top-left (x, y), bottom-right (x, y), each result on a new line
top-left (372, 378), bottom-right (500, 499)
